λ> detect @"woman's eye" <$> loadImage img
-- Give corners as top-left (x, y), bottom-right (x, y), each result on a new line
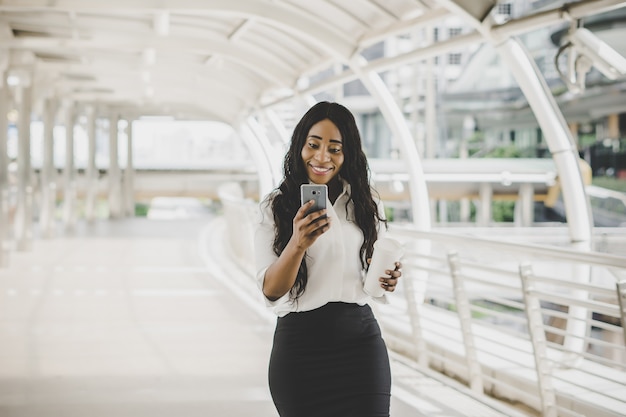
top-left (330, 148), bottom-right (342, 154)
top-left (308, 142), bottom-right (318, 149)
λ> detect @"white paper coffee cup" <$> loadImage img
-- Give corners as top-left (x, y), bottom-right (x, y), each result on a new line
top-left (364, 237), bottom-right (403, 297)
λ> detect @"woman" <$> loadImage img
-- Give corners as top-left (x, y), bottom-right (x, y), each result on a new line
top-left (254, 101), bottom-right (402, 417)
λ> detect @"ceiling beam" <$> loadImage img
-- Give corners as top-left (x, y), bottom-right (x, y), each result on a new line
top-left (0, 0), bottom-right (356, 59)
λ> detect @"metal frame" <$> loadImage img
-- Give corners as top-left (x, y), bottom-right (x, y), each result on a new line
top-left (519, 263), bottom-right (558, 417)
top-left (448, 251), bottom-right (484, 393)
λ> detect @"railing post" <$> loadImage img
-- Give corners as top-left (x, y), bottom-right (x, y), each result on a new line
top-left (403, 257), bottom-right (429, 368)
top-left (447, 251), bottom-right (484, 394)
top-left (519, 263), bottom-right (557, 417)
top-left (617, 281), bottom-right (626, 347)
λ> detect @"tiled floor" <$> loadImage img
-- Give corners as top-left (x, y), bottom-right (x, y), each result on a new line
top-left (0, 218), bottom-right (277, 417)
top-left (0, 218), bottom-right (529, 417)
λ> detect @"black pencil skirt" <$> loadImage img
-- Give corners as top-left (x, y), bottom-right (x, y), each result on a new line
top-left (268, 302), bottom-right (391, 417)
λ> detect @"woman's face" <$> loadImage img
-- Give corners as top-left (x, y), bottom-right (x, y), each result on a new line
top-left (301, 119), bottom-right (344, 185)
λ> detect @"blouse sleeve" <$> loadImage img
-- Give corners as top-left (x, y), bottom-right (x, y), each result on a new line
top-left (253, 195), bottom-right (291, 307)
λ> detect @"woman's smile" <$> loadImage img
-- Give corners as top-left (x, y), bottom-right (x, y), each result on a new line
top-left (308, 163), bottom-right (333, 176)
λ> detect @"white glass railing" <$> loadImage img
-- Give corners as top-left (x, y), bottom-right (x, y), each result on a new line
top-left (217, 188), bottom-right (626, 417)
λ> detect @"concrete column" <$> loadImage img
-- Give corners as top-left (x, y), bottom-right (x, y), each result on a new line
top-left (460, 116), bottom-right (474, 224)
top-left (14, 80), bottom-right (33, 251)
top-left (108, 114), bottom-right (122, 218)
top-left (0, 70), bottom-right (9, 266)
top-left (39, 97), bottom-right (58, 238)
top-left (517, 183), bottom-right (534, 227)
top-left (85, 106), bottom-right (97, 222)
top-left (124, 119), bottom-right (135, 217)
top-left (62, 104), bottom-right (76, 230)
top-left (460, 199), bottom-right (471, 223)
top-left (608, 114), bottom-right (619, 139)
top-left (478, 183), bottom-right (492, 226)
top-left (438, 200), bottom-right (448, 224)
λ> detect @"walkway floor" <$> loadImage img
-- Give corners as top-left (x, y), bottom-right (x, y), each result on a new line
top-left (0, 217), bottom-right (530, 417)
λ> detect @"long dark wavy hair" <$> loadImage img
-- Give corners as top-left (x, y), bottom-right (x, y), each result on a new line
top-left (269, 101), bottom-right (386, 300)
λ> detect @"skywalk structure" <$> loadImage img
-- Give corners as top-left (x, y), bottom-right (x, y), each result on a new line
top-left (1, 1), bottom-right (626, 416)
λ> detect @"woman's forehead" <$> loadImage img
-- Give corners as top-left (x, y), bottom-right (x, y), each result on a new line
top-left (307, 119), bottom-right (342, 142)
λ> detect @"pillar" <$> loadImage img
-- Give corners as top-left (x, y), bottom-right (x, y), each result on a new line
top-left (478, 183), bottom-right (492, 226)
top-left (85, 106), bottom-right (97, 222)
top-left (438, 200), bottom-right (448, 224)
top-left (39, 97), bottom-right (57, 237)
top-left (124, 119), bottom-right (135, 216)
top-left (608, 114), bottom-right (619, 139)
top-left (517, 183), bottom-right (534, 227)
top-left (14, 76), bottom-right (34, 251)
top-left (108, 113), bottom-right (122, 218)
top-left (61, 103), bottom-right (76, 230)
top-left (0, 69), bottom-right (9, 265)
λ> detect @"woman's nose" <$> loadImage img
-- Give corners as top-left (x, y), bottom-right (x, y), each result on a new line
top-left (314, 147), bottom-right (330, 162)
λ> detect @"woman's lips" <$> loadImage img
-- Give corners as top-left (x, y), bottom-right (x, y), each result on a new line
top-left (309, 164), bottom-right (332, 175)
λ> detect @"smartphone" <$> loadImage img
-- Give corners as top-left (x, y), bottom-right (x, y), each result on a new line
top-left (300, 184), bottom-right (327, 216)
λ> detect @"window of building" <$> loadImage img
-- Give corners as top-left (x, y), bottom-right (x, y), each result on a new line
top-left (497, 3), bottom-right (512, 16)
top-left (448, 27), bottom-right (462, 38)
top-left (448, 53), bottom-right (462, 65)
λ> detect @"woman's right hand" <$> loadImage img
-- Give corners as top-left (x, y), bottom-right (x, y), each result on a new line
top-left (261, 200), bottom-right (331, 301)
top-left (291, 200), bottom-right (331, 251)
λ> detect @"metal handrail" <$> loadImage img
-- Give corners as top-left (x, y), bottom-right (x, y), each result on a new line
top-left (391, 224), bottom-right (626, 270)
top-left (217, 197), bottom-right (626, 417)
top-left (382, 224), bottom-right (626, 417)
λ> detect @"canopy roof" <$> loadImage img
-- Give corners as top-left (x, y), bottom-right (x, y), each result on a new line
top-left (0, 0), bottom-right (497, 122)
top-left (0, 0), bottom-right (622, 123)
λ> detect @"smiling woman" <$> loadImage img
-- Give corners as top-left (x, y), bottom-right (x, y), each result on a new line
top-left (254, 102), bottom-right (402, 417)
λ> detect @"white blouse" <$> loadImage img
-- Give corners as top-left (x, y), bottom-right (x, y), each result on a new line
top-left (254, 182), bottom-right (387, 317)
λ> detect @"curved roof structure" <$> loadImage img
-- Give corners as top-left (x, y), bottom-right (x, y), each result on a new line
top-left (1, 0), bottom-right (625, 236)
top-left (1, 0), bottom-right (623, 125)
top-left (0, 0), bottom-right (505, 123)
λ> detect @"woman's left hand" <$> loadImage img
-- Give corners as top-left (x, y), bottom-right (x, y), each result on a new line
top-left (380, 262), bottom-right (402, 292)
